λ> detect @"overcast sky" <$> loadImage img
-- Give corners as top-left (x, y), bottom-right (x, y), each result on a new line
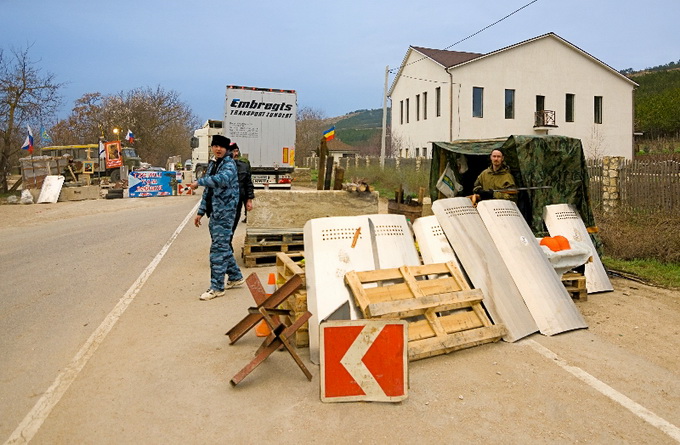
top-left (2, 0), bottom-right (678, 125)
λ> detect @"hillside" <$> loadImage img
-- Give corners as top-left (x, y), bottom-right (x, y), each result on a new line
top-left (629, 68), bottom-right (680, 139)
top-left (332, 108), bottom-right (390, 146)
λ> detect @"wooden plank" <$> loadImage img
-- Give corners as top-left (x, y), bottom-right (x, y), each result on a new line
top-left (408, 325), bottom-right (505, 361)
top-left (276, 252), bottom-right (305, 283)
top-left (423, 308), bottom-right (447, 337)
top-left (399, 265), bottom-right (426, 299)
top-left (407, 310), bottom-right (482, 341)
top-left (353, 262), bottom-right (454, 282)
top-left (444, 261), bottom-right (472, 291)
top-left (344, 271), bottom-right (373, 313)
top-left (359, 277), bottom-right (464, 303)
top-left (365, 289), bottom-right (484, 318)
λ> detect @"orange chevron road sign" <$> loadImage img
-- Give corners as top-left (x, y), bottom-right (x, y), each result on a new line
top-left (320, 320), bottom-right (408, 403)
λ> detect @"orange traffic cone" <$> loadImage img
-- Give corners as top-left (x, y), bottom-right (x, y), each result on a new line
top-left (255, 273), bottom-right (277, 337)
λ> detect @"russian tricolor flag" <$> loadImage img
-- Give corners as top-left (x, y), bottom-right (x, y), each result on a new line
top-left (21, 125), bottom-right (34, 154)
top-left (125, 129), bottom-right (135, 144)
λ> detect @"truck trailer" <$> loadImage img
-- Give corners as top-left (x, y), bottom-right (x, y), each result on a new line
top-left (191, 85), bottom-right (297, 188)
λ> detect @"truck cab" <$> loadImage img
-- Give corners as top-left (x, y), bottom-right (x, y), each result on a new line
top-left (191, 120), bottom-right (224, 179)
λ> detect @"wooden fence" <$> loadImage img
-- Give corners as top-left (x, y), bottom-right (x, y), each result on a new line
top-left (588, 157), bottom-right (680, 213)
top-left (303, 155), bottom-right (679, 214)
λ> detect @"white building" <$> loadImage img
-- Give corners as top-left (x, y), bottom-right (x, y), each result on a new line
top-left (389, 33), bottom-right (638, 159)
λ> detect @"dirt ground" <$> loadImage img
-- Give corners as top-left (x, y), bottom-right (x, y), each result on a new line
top-left (2, 192), bottom-right (679, 443)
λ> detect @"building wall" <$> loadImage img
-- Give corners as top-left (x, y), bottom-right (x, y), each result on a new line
top-left (390, 35), bottom-right (636, 159)
top-left (390, 50), bottom-right (452, 159)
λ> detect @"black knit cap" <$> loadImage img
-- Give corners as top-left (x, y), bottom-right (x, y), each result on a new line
top-left (211, 135), bottom-right (231, 149)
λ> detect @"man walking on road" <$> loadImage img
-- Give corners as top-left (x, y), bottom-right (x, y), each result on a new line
top-left (190, 135), bottom-right (245, 300)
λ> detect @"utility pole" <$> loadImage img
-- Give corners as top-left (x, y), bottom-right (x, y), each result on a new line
top-left (380, 65), bottom-right (389, 169)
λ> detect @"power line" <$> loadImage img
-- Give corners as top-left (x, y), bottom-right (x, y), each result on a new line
top-left (389, 0), bottom-right (541, 74)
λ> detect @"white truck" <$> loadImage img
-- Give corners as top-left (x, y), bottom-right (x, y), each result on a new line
top-left (190, 85), bottom-right (297, 188)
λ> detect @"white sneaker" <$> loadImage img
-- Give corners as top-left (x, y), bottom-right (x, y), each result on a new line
top-left (226, 277), bottom-right (246, 289)
top-left (199, 289), bottom-right (225, 300)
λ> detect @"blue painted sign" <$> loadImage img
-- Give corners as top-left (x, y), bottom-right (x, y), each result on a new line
top-left (128, 171), bottom-right (175, 197)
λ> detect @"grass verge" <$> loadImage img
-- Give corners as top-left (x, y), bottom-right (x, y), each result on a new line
top-left (602, 256), bottom-right (680, 289)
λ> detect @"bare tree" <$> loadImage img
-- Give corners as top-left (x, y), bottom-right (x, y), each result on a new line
top-left (111, 86), bottom-right (199, 165)
top-left (0, 45), bottom-right (63, 192)
top-left (54, 86), bottom-right (199, 166)
top-left (296, 106), bottom-right (327, 163)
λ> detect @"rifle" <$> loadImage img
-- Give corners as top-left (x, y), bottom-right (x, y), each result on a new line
top-left (491, 186), bottom-right (552, 195)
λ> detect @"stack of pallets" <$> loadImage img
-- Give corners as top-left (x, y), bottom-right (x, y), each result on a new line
top-left (561, 272), bottom-right (587, 301)
top-left (243, 228), bottom-right (304, 267)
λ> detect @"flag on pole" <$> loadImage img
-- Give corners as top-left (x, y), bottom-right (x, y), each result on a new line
top-left (40, 126), bottom-right (53, 145)
top-left (125, 129), bottom-right (135, 144)
top-left (98, 141), bottom-right (106, 159)
top-left (323, 126), bottom-right (335, 141)
top-left (21, 125), bottom-right (34, 154)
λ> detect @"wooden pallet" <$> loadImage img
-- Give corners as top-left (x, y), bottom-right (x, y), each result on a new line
top-left (243, 229), bottom-right (304, 267)
top-left (276, 252), bottom-right (308, 347)
top-left (345, 262), bottom-right (505, 361)
top-left (562, 272), bottom-right (587, 301)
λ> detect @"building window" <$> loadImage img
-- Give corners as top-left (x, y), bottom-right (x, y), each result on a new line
top-left (405, 148), bottom-right (409, 158)
top-left (400, 100), bottom-right (404, 125)
top-left (416, 94), bottom-right (420, 121)
top-left (566, 93), bottom-right (575, 122)
top-left (594, 96), bottom-right (603, 124)
top-left (423, 92), bottom-right (428, 120)
top-left (416, 147), bottom-right (420, 157)
top-left (406, 98), bottom-right (410, 124)
top-left (473, 87), bottom-right (484, 118)
top-left (422, 146), bottom-right (428, 158)
top-left (505, 89), bottom-right (515, 119)
top-left (436, 87), bottom-right (441, 117)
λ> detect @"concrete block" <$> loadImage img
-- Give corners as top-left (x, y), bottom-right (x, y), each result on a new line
top-left (249, 190), bottom-right (379, 229)
top-left (58, 185), bottom-right (101, 201)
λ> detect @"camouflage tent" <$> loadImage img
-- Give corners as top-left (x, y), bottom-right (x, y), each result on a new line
top-left (430, 135), bottom-right (595, 236)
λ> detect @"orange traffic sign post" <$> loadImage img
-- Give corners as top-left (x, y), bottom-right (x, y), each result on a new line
top-left (320, 320), bottom-right (408, 403)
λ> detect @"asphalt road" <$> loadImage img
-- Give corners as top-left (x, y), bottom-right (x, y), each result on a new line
top-left (1, 194), bottom-right (679, 444)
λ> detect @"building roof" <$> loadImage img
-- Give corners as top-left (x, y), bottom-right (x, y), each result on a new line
top-left (410, 46), bottom-right (482, 68)
top-left (390, 33), bottom-right (637, 96)
top-left (449, 33), bottom-right (637, 86)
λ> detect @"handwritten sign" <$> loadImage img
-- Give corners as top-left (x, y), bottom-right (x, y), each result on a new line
top-left (128, 171), bottom-right (175, 197)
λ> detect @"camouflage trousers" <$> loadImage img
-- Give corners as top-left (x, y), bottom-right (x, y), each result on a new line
top-left (208, 216), bottom-right (243, 291)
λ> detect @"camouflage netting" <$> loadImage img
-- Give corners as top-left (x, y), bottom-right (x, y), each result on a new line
top-left (430, 135), bottom-right (596, 237)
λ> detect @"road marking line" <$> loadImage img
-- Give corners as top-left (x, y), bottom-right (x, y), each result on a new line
top-left (524, 339), bottom-right (680, 443)
top-left (4, 202), bottom-right (200, 445)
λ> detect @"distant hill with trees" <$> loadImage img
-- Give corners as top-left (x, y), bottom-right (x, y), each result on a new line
top-left (627, 67), bottom-right (680, 140)
top-left (334, 108), bottom-right (389, 146)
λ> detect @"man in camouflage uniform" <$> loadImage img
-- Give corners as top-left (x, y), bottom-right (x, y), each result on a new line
top-left (473, 149), bottom-right (517, 202)
top-left (190, 134), bottom-right (245, 301)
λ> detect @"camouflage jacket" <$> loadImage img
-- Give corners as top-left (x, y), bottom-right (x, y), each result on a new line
top-left (473, 164), bottom-right (517, 201)
top-left (197, 156), bottom-right (239, 220)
